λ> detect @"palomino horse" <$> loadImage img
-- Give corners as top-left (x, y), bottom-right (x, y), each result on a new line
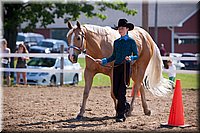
top-left (66, 21), bottom-right (172, 120)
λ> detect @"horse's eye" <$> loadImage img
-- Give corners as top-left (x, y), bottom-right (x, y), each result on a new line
top-left (77, 37), bottom-right (80, 40)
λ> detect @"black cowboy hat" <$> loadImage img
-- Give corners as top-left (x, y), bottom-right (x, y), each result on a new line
top-left (113, 19), bottom-right (134, 31)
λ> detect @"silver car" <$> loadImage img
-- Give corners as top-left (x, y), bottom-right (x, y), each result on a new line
top-left (23, 57), bottom-right (82, 85)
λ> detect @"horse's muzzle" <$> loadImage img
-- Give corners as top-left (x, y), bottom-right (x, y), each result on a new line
top-left (68, 54), bottom-right (78, 63)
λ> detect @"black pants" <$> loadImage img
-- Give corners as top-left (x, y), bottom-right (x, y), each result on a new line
top-left (113, 62), bottom-right (130, 117)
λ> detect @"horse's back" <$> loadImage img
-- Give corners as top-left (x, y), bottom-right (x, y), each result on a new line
top-left (129, 26), bottom-right (155, 55)
top-left (84, 24), bottom-right (119, 37)
top-left (84, 24), bottom-right (153, 59)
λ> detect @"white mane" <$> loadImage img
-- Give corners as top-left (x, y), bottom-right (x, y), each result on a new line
top-left (83, 24), bottom-right (115, 36)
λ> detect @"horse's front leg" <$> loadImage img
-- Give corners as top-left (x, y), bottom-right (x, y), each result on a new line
top-left (76, 68), bottom-right (95, 120)
top-left (110, 75), bottom-right (117, 110)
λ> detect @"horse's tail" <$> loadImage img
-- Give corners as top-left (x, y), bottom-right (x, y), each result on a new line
top-left (143, 32), bottom-right (173, 96)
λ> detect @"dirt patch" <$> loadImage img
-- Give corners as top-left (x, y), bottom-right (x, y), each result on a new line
top-left (2, 85), bottom-right (199, 132)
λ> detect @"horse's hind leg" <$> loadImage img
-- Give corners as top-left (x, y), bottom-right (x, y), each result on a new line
top-left (127, 81), bottom-right (141, 116)
top-left (127, 79), bottom-right (151, 116)
top-left (140, 84), bottom-right (151, 116)
top-left (127, 65), bottom-right (150, 116)
top-left (76, 68), bottom-right (95, 120)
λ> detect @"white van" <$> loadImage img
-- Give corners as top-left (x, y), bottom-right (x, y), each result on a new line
top-left (16, 32), bottom-right (45, 51)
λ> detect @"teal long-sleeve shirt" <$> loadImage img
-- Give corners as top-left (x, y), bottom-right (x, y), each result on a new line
top-left (102, 34), bottom-right (138, 65)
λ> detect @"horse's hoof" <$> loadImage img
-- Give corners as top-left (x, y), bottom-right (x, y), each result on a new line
top-left (126, 112), bottom-right (131, 117)
top-left (126, 111), bottom-right (132, 117)
top-left (76, 115), bottom-right (83, 120)
top-left (144, 110), bottom-right (151, 116)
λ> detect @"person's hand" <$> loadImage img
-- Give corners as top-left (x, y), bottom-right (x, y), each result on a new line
top-left (125, 56), bottom-right (131, 61)
top-left (95, 59), bottom-right (102, 64)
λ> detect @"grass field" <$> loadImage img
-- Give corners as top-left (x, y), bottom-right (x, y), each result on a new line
top-left (77, 58), bottom-right (199, 89)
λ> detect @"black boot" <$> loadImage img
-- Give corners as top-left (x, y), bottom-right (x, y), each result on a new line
top-left (125, 102), bottom-right (130, 116)
top-left (116, 114), bottom-right (126, 122)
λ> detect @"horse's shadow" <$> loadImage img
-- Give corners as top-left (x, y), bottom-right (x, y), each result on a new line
top-left (18, 116), bottom-right (115, 129)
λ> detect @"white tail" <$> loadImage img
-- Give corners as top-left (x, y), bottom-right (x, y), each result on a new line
top-left (143, 34), bottom-right (173, 96)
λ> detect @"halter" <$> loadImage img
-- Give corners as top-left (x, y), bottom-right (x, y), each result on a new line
top-left (68, 30), bottom-right (86, 53)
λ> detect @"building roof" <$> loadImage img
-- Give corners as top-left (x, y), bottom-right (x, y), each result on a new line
top-left (149, 3), bottom-right (199, 27)
top-left (25, 2), bottom-right (199, 29)
top-left (77, 2), bottom-right (199, 27)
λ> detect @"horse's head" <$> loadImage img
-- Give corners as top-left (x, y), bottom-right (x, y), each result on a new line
top-left (66, 21), bottom-right (85, 63)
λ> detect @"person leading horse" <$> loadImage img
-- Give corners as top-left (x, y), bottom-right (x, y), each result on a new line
top-left (95, 19), bottom-right (138, 122)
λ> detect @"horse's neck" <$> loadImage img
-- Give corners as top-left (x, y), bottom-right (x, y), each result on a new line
top-left (84, 27), bottom-right (120, 58)
top-left (84, 31), bottom-right (112, 59)
top-left (85, 34), bottom-right (103, 58)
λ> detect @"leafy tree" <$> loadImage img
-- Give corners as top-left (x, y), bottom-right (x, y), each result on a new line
top-left (3, 1), bottom-right (137, 71)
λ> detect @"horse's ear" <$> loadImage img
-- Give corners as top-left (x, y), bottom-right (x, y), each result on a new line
top-left (77, 21), bottom-right (81, 29)
top-left (67, 21), bottom-right (73, 29)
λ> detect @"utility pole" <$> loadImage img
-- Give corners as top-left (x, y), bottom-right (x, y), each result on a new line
top-left (0, 1), bottom-right (2, 39)
top-left (154, 1), bottom-right (158, 44)
top-left (142, 0), bottom-right (149, 32)
top-left (0, 1), bottom-right (2, 132)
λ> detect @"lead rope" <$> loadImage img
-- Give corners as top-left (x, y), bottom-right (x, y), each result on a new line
top-left (84, 54), bottom-right (113, 68)
top-left (124, 60), bottom-right (130, 88)
top-left (68, 46), bottom-right (131, 86)
top-left (85, 53), bottom-right (130, 87)
top-left (85, 53), bottom-right (131, 87)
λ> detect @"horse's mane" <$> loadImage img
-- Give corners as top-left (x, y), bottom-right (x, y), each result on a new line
top-left (83, 24), bottom-right (114, 36)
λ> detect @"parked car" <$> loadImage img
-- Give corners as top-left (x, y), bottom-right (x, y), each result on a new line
top-left (14, 57), bottom-right (82, 85)
top-left (195, 53), bottom-right (200, 57)
top-left (29, 39), bottom-right (68, 53)
top-left (16, 32), bottom-right (45, 51)
top-left (169, 53), bottom-right (185, 70)
top-left (181, 53), bottom-right (199, 70)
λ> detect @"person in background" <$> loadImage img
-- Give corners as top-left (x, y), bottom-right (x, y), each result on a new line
top-left (1, 39), bottom-right (11, 86)
top-left (15, 43), bottom-right (29, 85)
top-left (167, 59), bottom-right (176, 83)
top-left (160, 43), bottom-right (167, 56)
top-left (160, 43), bottom-right (168, 68)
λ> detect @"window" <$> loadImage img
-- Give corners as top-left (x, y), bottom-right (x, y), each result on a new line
top-left (38, 41), bottom-right (54, 48)
top-left (27, 58), bottom-right (56, 67)
top-left (51, 29), bottom-right (69, 42)
top-left (35, 37), bottom-right (44, 43)
top-left (178, 38), bottom-right (200, 45)
top-left (30, 37), bottom-right (37, 42)
top-left (17, 35), bottom-right (25, 41)
top-left (24, 37), bottom-right (31, 42)
top-left (53, 43), bottom-right (59, 49)
top-left (64, 59), bottom-right (72, 66)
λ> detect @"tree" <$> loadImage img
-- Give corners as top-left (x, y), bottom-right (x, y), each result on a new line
top-left (3, 1), bottom-right (137, 71)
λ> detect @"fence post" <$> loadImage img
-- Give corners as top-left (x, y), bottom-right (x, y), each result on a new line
top-left (60, 45), bottom-right (64, 86)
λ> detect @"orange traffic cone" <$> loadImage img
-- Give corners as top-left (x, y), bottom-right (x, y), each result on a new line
top-left (131, 83), bottom-right (141, 97)
top-left (161, 79), bottom-right (190, 128)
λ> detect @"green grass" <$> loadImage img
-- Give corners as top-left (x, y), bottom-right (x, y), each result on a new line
top-left (77, 58), bottom-right (86, 68)
top-left (163, 73), bottom-right (199, 89)
top-left (77, 58), bottom-right (111, 87)
top-left (78, 58), bottom-right (199, 89)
